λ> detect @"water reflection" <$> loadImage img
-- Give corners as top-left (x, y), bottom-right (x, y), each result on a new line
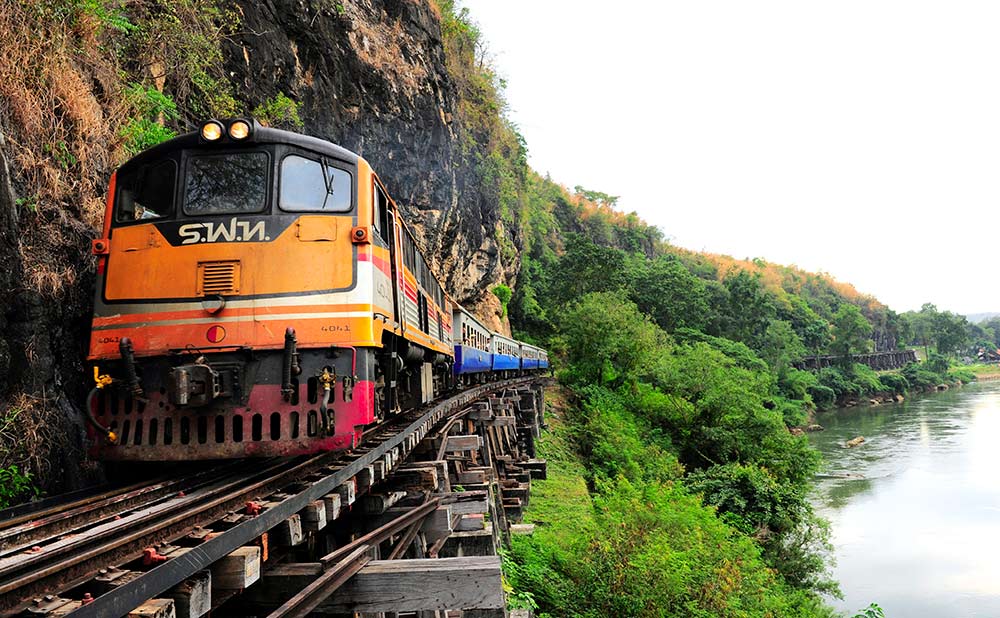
top-left (810, 383), bottom-right (1000, 616)
top-left (821, 477), bottom-right (874, 510)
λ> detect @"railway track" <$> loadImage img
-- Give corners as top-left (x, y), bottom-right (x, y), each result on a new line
top-left (0, 377), bottom-right (544, 617)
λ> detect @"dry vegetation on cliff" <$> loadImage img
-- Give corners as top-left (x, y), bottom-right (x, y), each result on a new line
top-left (0, 0), bottom-right (256, 498)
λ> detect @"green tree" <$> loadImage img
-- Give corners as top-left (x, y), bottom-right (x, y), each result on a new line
top-left (720, 270), bottom-right (775, 349)
top-left (630, 255), bottom-right (710, 333)
top-left (560, 292), bottom-right (666, 386)
top-left (547, 235), bottom-right (628, 306)
top-left (572, 185), bottom-right (619, 208)
top-left (760, 319), bottom-right (807, 377)
top-left (830, 304), bottom-right (873, 362)
top-left (932, 310), bottom-right (969, 356)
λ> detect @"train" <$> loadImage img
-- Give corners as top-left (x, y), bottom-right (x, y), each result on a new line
top-left (84, 118), bottom-right (548, 461)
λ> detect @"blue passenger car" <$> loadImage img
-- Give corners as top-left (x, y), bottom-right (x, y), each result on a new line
top-left (538, 349), bottom-right (549, 370)
top-left (452, 307), bottom-right (492, 377)
top-left (491, 333), bottom-right (521, 373)
top-left (521, 344), bottom-right (540, 371)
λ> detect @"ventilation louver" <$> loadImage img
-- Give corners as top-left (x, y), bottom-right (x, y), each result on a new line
top-left (197, 261), bottom-right (240, 295)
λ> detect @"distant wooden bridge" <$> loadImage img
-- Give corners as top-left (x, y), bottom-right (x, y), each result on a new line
top-left (794, 350), bottom-right (918, 372)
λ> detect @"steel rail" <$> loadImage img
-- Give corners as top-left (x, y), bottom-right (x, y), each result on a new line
top-left (266, 545), bottom-right (372, 618)
top-left (0, 452), bottom-right (332, 602)
top-left (48, 377), bottom-right (536, 618)
top-left (0, 460), bottom-right (254, 553)
top-left (267, 497), bottom-right (443, 618)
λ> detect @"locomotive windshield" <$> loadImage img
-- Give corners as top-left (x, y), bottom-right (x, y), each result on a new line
top-left (112, 142), bottom-right (356, 226)
top-left (184, 152), bottom-right (269, 215)
top-left (279, 154), bottom-right (352, 212)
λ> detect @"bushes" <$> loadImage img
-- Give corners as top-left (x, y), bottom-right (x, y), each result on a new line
top-left (491, 284), bottom-right (512, 316)
top-left (808, 383), bottom-right (837, 409)
top-left (852, 364), bottom-right (885, 394)
top-left (879, 372), bottom-right (909, 393)
top-left (948, 367), bottom-right (976, 384)
top-left (538, 293), bottom-right (832, 601)
top-left (509, 464), bottom-right (835, 617)
top-left (560, 292), bottom-right (668, 387)
top-left (121, 84), bottom-right (179, 156)
top-left (902, 361), bottom-right (948, 389)
top-left (0, 465), bottom-right (37, 508)
top-left (816, 367), bottom-right (860, 399)
top-left (252, 92), bottom-right (302, 130)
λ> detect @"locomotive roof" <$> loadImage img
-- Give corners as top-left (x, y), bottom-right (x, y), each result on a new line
top-left (118, 123), bottom-right (360, 170)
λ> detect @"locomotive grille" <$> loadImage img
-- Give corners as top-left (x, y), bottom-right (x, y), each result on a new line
top-left (197, 261), bottom-right (240, 295)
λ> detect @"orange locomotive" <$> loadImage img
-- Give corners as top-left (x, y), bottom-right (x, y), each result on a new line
top-left (87, 119), bottom-right (454, 460)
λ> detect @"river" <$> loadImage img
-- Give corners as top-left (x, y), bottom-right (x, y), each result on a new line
top-left (810, 382), bottom-right (1000, 617)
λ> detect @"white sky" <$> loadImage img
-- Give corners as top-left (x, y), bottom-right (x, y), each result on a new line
top-left (461, 0), bottom-right (1000, 315)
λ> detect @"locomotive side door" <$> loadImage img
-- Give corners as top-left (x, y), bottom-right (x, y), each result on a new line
top-left (372, 180), bottom-right (400, 331)
top-left (372, 179), bottom-right (402, 416)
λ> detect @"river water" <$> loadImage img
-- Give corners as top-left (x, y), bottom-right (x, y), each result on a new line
top-left (810, 382), bottom-right (1000, 617)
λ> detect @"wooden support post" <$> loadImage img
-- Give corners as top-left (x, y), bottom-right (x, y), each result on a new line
top-left (127, 599), bottom-right (176, 618)
top-left (356, 466), bottom-right (375, 492)
top-left (504, 483), bottom-right (530, 507)
top-left (336, 479), bottom-right (356, 508)
top-left (456, 514), bottom-right (485, 532)
top-left (445, 435), bottom-right (482, 452)
top-left (420, 505), bottom-right (454, 544)
top-left (468, 403), bottom-right (493, 421)
top-left (388, 466), bottom-right (439, 492)
top-left (272, 514), bottom-right (304, 546)
top-left (431, 490), bottom-right (490, 515)
top-left (490, 415), bottom-right (517, 427)
top-left (361, 490), bottom-right (407, 514)
top-left (212, 546), bottom-right (261, 590)
top-left (300, 500), bottom-right (327, 533)
top-left (322, 493), bottom-right (342, 521)
top-left (456, 469), bottom-right (487, 485)
top-left (372, 459), bottom-right (387, 481)
top-left (522, 459), bottom-right (547, 480)
top-left (440, 529), bottom-right (497, 557)
top-left (399, 460), bottom-right (449, 492)
top-left (166, 570), bottom-right (211, 618)
top-left (503, 498), bottom-right (523, 524)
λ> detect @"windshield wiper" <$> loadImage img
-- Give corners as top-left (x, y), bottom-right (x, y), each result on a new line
top-left (319, 157), bottom-right (336, 210)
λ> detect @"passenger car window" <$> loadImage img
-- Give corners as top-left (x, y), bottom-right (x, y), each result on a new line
top-left (280, 155), bottom-right (352, 212)
top-left (116, 159), bottom-right (176, 222)
top-left (185, 152), bottom-right (268, 215)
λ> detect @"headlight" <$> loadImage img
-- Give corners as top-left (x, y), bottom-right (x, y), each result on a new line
top-left (200, 120), bottom-right (224, 142)
top-left (228, 119), bottom-right (251, 140)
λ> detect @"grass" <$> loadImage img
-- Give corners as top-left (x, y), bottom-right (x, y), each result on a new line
top-left (517, 388), bottom-right (597, 541)
top-left (959, 363), bottom-right (1000, 377)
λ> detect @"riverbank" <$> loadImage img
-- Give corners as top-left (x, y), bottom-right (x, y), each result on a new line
top-left (795, 370), bottom-right (977, 433)
top-left (802, 361), bottom-right (976, 420)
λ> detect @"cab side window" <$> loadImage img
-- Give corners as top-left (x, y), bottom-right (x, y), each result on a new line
top-left (116, 159), bottom-right (176, 222)
top-left (373, 183), bottom-right (391, 244)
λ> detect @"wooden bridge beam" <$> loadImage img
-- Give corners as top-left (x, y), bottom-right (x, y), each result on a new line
top-left (244, 556), bottom-right (503, 613)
